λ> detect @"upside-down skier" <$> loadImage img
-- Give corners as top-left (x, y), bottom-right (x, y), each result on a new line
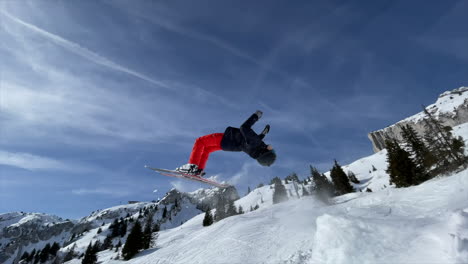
top-left (175, 111), bottom-right (276, 177)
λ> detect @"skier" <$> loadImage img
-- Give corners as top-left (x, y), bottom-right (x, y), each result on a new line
top-left (176, 111), bottom-right (276, 176)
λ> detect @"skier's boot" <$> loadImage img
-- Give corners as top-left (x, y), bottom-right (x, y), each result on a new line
top-left (176, 164), bottom-right (205, 177)
top-left (195, 169), bottom-right (206, 177)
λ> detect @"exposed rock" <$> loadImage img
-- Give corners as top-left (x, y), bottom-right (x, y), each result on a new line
top-left (368, 87), bottom-right (468, 152)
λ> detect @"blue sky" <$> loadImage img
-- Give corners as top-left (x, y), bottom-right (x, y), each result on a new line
top-left (1, 0), bottom-right (467, 219)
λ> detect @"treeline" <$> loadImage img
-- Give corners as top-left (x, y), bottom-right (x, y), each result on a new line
top-left (386, 109), bottom-right (467, 188)
top-left (309, 160), bottom-right (360, 203)
top-left (19, 242), bottom-right (61, 264)
top-left (18, 202), bottom-right (184, 263)
top-left (202, 189), bottom-right (245, 227)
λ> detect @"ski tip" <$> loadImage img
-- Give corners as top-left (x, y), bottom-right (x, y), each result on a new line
top-left (144, 165), bottom-right (149, 168)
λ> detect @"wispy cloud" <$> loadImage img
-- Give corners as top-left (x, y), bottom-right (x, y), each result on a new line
top-left (72, 188), bottom-right (131, 197)
top-left (0, 9), bottom-right (173, 90)
top-left (0, 150), bottom-right (68, 171)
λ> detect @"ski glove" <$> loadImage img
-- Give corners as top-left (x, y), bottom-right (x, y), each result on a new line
top-left (261, 124), bottom-right (270, 136)
top-left (255, 110), bottom-right (263, 119)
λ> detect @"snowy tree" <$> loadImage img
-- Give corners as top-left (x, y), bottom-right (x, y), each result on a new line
top-left (302, 184), bottom-right (310, 196)
top-left (285, 173), bottom-right (300, 183)
top-left (238, 205), bottom-right (244, 214)
top-left (401, 124), bottom-right (436, 175)
top-left (122, 221), bottom-right (143, 260)
top-left (215, 196), bottom-right (227, 221)
top-left (226, 199), bottom-right (238, 217)
top-left (102, 236), bottom-right (113, 250)
top-left (82, 243), bottom-right (97, 264)
top-left (63, 245), bottom-right (78, 262)
top-left (385, 139), bottom-right (424, 187)
top-left (422, 107), bottom-right (467, 171)
top-left (330, 160), bottom-right (354, 195)
top-left (50, 242), bottom-right (60, 257)
top-left (310, 166), bottom-right (335, 199)
top-left (203, 210), bottom-right (214, 226)
top-left (162, 206), bottom-right (168, 219)
top-left (39, 243), bottom-right (51, 263)
top-left (119, 221), bottom-right (127, 237)
top-left (347, 170), bottom-right (360, 184)
top-left (142, 214), bottom-right (154, 249)
top-left (20, 251), bottom-right (30, 262)
top-left (272, 179), bottom-right (288, 204)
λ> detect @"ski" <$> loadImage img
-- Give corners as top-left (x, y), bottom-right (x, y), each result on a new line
top-left (145, 165), bottom-right (231, 188)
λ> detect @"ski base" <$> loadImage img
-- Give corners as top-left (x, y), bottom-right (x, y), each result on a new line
top-left (145, 166), bottom-right (231, 188)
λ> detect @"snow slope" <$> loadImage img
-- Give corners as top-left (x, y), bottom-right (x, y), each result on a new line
top-left (97, 166), bottom-right (468, 264)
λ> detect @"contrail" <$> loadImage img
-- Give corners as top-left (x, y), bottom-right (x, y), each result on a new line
top-left (0, 10), bottom-right (172, 90)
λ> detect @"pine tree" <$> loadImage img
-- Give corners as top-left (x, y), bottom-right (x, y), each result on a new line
top-left (272, 179), bottom-right (288, 204)
top-left (102, 236), bottom-right (113, 250)
top-left (20, 251), bottom-right (30, 262)
top-left (238, 205), bottom-right (244, 214)
top-left (162, 206), bottom-right (168, 218)
top-left (110, 219), bottom-right (120, 237)
top-left (302, 184), bottom-right (310, 196)
top-left (270, 176), bottom-right (282, 185)
top-left (330, 160), bottom-right (354, 195)
top-left (122, 221), bottom-right (143, 260)
top-left (142, 214), bottom-right (153, 249)
top-left (215, 195), bottom-right (226, 221)
top-left (82, 243), bottom-right (97, 264)
top-left (226, 199), bottom-right (238, 217)
top-left (422, 107), bottom-right (466, 169)
top-left (202, 210), bottom-right (214, 226)
top-left (27, 249), bottom-right (36, 263)
top-left (153, 223), bottom-right (160, 232)
top-left (50, 242), bottom-right (60, 257)
top-left (400, 124), bottom-right (435, 176)
top-left (385, 139), bottom-right (424, 187)
top-left (34, 250), bottom-right (41, 264)
top-left (63, 245), bottom-right (77, 262)
top-left (285, 173), bottom-right (300, 182)
top-left (92, 240), bottom-right (101, 254)
top-left (119, 221), bottom-right (127, 237)
top-left (247, 186), bottom-right (251, 195)
top-left (39, 243), bottom-right (51, 263)
top-left (310, 166), bottom-right (335, 200)
top-left (347, 170), bottom-right (359, 184)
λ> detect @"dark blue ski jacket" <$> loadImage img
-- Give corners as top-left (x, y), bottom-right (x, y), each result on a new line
top-left (221, 114), bottom-right (269, 159)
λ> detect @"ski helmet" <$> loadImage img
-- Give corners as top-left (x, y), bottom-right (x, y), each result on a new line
top-left (257, 149), bottom-right (276, 167)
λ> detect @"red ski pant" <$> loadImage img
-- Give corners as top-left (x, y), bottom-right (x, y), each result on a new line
top-left (188, 133), bottom-right (224, 170)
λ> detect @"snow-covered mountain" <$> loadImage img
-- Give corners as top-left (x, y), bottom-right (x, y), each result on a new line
top-left (2, 87), bottom-right (468, 264)
top-left (369, 86), bottom-right (468, 152)
top-left (1, 188), bottom-right (238, 264)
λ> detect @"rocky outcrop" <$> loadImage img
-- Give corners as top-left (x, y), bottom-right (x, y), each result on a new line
top-left (0, 213), bottom-right (75, 264)
top-left (368, 87), bottom-right (468, 152)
